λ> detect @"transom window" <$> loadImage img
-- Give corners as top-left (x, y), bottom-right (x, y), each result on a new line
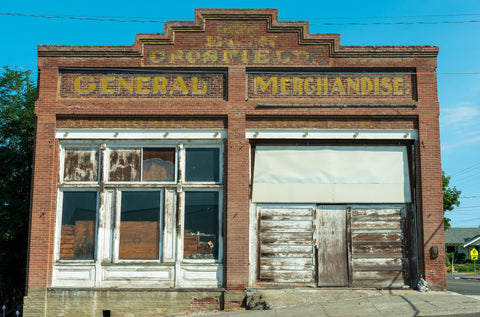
top-left (108, 147), bottom-right (176, 182)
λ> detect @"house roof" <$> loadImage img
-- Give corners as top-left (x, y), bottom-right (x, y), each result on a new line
top-left (445, 228), bottom-right (480, 246)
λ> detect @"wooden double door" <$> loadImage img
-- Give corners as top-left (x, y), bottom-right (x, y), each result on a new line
top-left (257, 205), bottom-right (411, 288)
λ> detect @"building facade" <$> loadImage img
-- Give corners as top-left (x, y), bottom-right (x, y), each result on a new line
top-left (24, 9), bottom-right (444, 316)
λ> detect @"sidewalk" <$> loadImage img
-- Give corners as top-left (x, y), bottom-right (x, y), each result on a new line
top-left (189, 289), bottom-right (480, 317)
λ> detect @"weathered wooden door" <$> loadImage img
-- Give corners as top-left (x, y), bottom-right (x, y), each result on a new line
top-left (350, 205), bottom-right (406, 288)
top-left (316, 205), bottom-right (349, 286)
top-left (258, 205), bottom-right (316, 285)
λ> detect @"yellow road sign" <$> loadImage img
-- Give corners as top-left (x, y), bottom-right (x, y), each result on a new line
top-left (471, 248), bottom-right (478, 260)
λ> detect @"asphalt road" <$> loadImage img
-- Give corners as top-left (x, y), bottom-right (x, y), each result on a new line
top-left (447, 274), bottom-right (480, 295)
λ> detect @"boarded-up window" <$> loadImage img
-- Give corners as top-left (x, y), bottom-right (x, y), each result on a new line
top-left (60, 191), bottom-right (97, 260)
top-left (64, 149), bottom-right (99, 182)
top-left (109, 149), bottom-right (141, 181)
top-left (143, 148), bottom-right (175, 181)
top-left (119, 191), bottom-right (161, 260)
top-left (252, 146), bottom-right (411, 203)
top-left (184, 191), bottom-right (219, 260)
top-left (185, 148), bottom-right (220, 182)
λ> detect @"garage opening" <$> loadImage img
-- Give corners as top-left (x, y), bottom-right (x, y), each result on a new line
top-left (252, 145), bottom-right (415, 288)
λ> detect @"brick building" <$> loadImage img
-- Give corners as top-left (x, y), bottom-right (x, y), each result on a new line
top-left (24, 9), bottom-right (444, 316)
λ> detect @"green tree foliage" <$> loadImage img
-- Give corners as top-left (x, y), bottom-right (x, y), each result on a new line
top-left (0, 67), bottom-right (36, 307)
top-left (443, 171), bottom-right (461, 230)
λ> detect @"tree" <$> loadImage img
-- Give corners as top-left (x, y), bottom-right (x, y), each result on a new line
top-left (0, 67), bottom-right (36, 308)
top-left (443, 171), bottom-right (461, 230)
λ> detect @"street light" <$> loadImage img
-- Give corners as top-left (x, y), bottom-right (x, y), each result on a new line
top-left (2, 305), bottom-right (5, 317)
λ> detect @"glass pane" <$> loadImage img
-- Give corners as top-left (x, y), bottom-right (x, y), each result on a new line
top-left (185, 148), bottom-right (220, 182)
top-left (64, 149), bottom-right (99, 182)
top-left (143, 148), bottom-right (175, 181)
top-left (119, 191), bottom-right (160, 260)
top-left (109, 149), bottom-right (141, 181)
top-left (60, 192), bottom-right (97, 260)
top-left (184, 191), bottom-right (219, 260)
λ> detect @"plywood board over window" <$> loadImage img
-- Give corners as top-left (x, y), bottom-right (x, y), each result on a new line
top-left (119, 191), bottom-right (162, 260)
top-left (142, 148), bottom-right (175, 181)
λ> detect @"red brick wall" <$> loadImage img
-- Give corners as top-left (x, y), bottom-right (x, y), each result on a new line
top-left (27, 9), bottom-right (444, 292)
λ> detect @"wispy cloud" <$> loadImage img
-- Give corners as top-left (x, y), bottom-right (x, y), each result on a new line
top-left (441, 104), bottom-right (480, 128)
top-left (441, 104), bottom-right (480, 151)
top-left (442, 133), bottom-right (480, 151)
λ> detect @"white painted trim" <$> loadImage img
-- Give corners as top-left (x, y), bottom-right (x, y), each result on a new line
top-left (246, 129), bottom-right (418, 140)
top-left (248, 202), bottom-right (257, 286)
top-left (56, 129), bottom-right (227, 140)
top-left (53, 190), bottom-right (63, 263)
top-left (464, 236), bottom-right (480, 248)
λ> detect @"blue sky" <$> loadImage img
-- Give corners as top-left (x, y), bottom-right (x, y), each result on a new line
top-left (1, 0), bottom-right (479, 227)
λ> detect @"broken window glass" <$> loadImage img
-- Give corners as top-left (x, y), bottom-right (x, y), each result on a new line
top-left (184, 191), bottom-right (219, 260)
top-left (64, 149), bottom-right (99, 182)
top-left (119, 191), bottom-right (161, 260)
top-left (185, 148), bottom-right (220, 182)
top-left (60, 191), bottom-right (97, 260)
top-left (142, 148), bottom-right (175, 181)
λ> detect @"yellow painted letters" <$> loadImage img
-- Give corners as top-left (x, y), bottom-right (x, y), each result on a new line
top-left (73, 76), bottom-right (96, 94)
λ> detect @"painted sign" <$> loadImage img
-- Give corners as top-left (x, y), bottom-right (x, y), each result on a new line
top-left (146, 47), bottom-right (325, 66)
top-left (59, 72), bottom-right (225, 99)
top-left (143, 20), bottom-right (329, 66)
top-left (248, 73), bottom-right (415, 98)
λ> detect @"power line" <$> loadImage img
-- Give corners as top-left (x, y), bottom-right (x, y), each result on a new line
top-left (0, 12), bottom-right (166, 23)
top-left (287, 13), bottom-right (480, 20)
top-left (311, 20), bottom-right (480, 26)
top-left (452, 161), bottom-right (480, 177)
top-left (1, 12), bottom-right (480, 25)
top-left (452, 206), bottom-right (480, 209)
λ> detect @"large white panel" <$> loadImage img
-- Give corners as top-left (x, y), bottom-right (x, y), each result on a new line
top-left (252, 146), bottom-right (411, 203)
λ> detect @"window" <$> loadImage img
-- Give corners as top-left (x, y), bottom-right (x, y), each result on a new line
top-left (59, 191), bottom-right (97, 260)
top-left (143, 148), bottom-right (175, 181)
top-left (63, 148), bottom-right (99, 182)
top-left (185, 148), bottom-right (220, 182)
top-left (57, 142), bottom-right (222, 269)
top-left (119, 191), bottom-right (162, 260)
top-left (109, 147), bottom-right (176, 182)
top-left (184, 191), bottom-right (219, 260)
